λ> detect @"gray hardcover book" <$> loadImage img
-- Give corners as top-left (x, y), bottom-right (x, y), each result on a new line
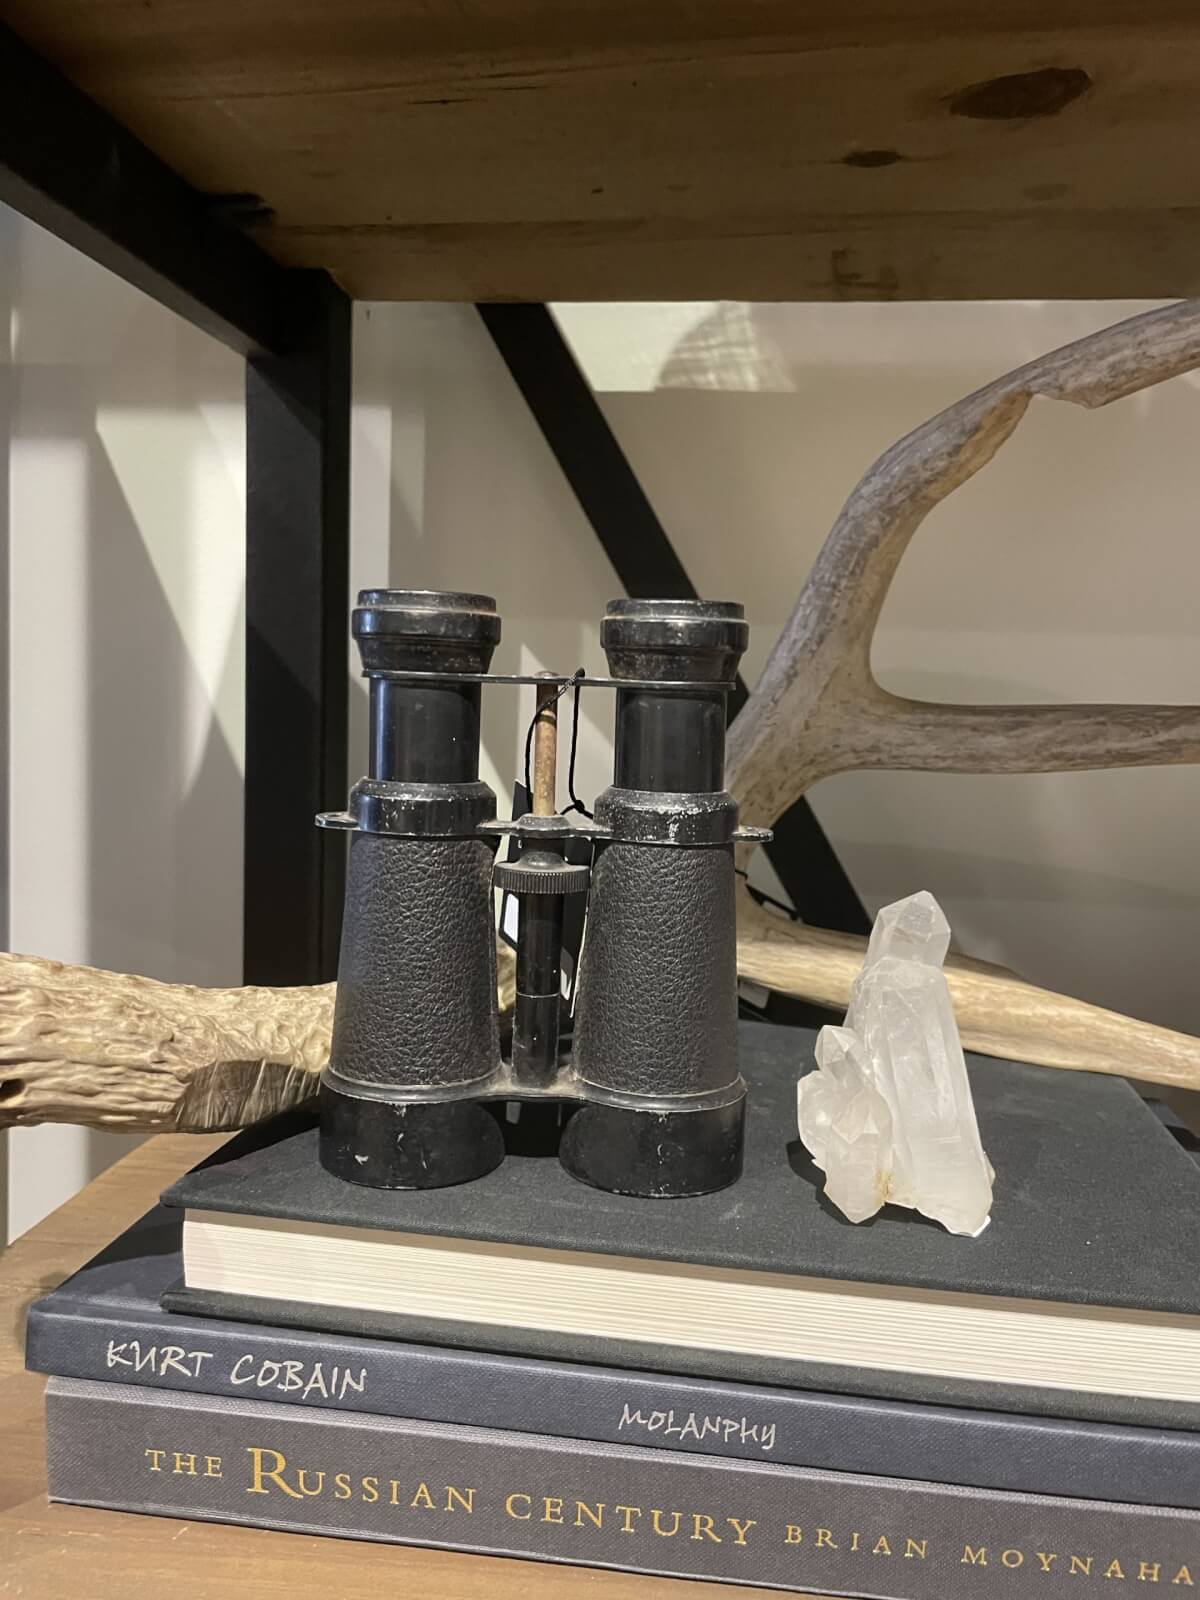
top-left (26, 1206), bottom-right (1200, 1510)
top-left (47, 1378), bottom-right (1200, 1598)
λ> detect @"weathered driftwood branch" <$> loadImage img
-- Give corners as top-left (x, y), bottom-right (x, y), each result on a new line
top-left (725, 298), bottom-right (1200, 827)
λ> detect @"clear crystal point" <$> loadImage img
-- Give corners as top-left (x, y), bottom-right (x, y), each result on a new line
top-left (863, 888), bottom-right (951, 969)
top-left (796, 892), bottom-right (993, 1237)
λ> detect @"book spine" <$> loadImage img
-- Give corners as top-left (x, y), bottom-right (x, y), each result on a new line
top-left (29, 1302), bottom-right (1200, 1509)
top-left (47, 1378), bottom-right (1200, 1599)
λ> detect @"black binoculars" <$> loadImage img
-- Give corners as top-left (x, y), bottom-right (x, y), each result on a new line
top-left (317, 589), bottom-right (769, 1199)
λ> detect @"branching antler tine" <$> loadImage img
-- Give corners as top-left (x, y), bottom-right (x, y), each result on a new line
top-left (727, 299), bottom-right (1200, 831)
top-left (848, 696), bottom-right (1200, 776)
top-left (1024, 300), bottom-right (1200, 408)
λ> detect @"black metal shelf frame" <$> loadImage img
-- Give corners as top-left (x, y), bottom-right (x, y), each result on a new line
top-left (0, 25), bottom-right (350, 984)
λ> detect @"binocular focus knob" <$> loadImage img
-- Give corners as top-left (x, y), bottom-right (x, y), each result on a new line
top-left (493, 818), bottom-right (590, 896)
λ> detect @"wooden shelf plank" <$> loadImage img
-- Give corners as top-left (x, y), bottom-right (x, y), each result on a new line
top-left (5, 4), bottom-right (1200, 300)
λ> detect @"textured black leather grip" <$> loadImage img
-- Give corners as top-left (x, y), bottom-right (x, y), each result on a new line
top-left (572, 838), bottom-right (739, 1101)
top-left (328, 831), bottom-right (500, 1092)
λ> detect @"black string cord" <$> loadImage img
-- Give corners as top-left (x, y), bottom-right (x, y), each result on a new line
top-left (562, 670), bottom-right (593, 819)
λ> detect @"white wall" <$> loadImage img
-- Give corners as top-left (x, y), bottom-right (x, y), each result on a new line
top-left (3, 207), bottom-right (245, 1242)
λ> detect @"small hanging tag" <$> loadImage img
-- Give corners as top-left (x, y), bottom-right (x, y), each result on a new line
top-left (559, 830), bottom-right (592, 1009)
top-left (738, 978), bottom-right (771, 1012)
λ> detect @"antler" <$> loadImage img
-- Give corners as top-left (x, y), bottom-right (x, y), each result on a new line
top-left (0, 955), bottom-right (335, 1132)
top-left (726, 299), bottom-right (1200, 825)
top-left (736, 900), bottom-right (1200, 1093)
top-left (0, 948), bottom-right (517, 1132)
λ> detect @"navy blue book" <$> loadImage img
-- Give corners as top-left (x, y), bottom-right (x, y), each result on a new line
top-left (159, 1024), bottom-right (1200, 1431)
top-left (24, 1204), bottom-right (1200, 1511)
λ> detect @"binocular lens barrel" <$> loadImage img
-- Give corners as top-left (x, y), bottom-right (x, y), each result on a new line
top-left (318, 590), bottom-right (507, 1190)
top-left (561, 599), bottom-right (750, 1198)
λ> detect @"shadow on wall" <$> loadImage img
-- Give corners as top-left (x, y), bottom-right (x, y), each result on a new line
top-left (84, 405), bottom-right (243, 1184)
top-left (352, 302), bottom-right (621, 813)
top-left (5, 206), bottom-right (245, 1236)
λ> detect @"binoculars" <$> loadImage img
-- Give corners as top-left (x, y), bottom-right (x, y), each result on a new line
top-left (317, 589), bottom-right (769, 1199)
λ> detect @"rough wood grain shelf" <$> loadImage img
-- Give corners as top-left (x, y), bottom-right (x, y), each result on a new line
top-left (6, 1), bottom-right (1200, 301)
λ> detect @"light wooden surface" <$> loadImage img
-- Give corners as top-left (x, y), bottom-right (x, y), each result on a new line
top-left (6, 2), bottom-right (1200, 300)
top-left (0, 1136), bottom-right (803, 1599)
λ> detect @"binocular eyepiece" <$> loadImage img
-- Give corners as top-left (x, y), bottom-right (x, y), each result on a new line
top-left (317, 588), bottom-right (768, 1199)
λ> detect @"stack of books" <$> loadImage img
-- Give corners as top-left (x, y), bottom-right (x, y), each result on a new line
top-left (27, 1022), bottom-right (1200, 1597)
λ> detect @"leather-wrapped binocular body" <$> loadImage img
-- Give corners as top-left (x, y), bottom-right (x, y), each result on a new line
top-left (317, 589), bottom-right (767, 1199)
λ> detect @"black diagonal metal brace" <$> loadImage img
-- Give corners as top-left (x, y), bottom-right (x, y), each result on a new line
top-left (478, 302), bottom-right (867, 940)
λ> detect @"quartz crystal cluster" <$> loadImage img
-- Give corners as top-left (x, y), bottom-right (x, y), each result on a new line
top-left (796, 891), bottom-right (994, 1237)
